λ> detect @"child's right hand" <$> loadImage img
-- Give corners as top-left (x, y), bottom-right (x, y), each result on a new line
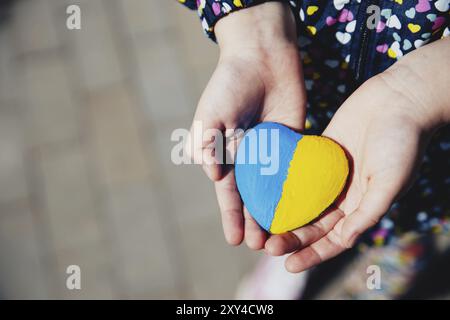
top-left (186, 2), bottom-right (306, 248)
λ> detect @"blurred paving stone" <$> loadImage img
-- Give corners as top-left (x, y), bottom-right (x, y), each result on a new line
top-left (0, 108), bottom-right (28, 205)
top-left (86, 85), bottom-right (153, 189)
top-left (177, 216), bottom-right (260, 299)
top-left (52, 243), bottom-right (116, 299)
top-left (118, 0), bottom-right (175, 37)
top-left (12, 0), bottom-right (60, 56)
top-left (58, 0), bottom-right (124, 92)
top-left (164, 162), bottom-right (218, 225)
top-left (133, 34), bottom-right (194, 121)
top-left (106, 182), bottom-right (179, 298)
top-left (37, 143), bottom-right (103, 253)
top-left (150, 116), bottom-right (219, 224)
top-left (0, 0), bottom-right (260, 299)
top-left (168, 3), bottom-right (218, 119)
top-left (187, 63), bottom-right (217, 107)
top-left (0, 29), bottom-right (19, 105)
top-left (0, 205), bottom-right (48, 299)
top-left (22, 54), bottom-right (80, 147)
top-left (169, 1), bottom-right (219, 116)
top-left (152, 117), bottom-right (262, 299)
top-left (169, 2), bottom-right (219, 70)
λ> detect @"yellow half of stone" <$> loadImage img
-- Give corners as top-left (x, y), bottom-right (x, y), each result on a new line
top-left (270, 136), bottom-right (349, 234)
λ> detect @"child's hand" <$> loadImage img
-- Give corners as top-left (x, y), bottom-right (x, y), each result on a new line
top-left (265, 38), bottom-right (450, 272)
top-left (186, 3), bottom-right (306, 247)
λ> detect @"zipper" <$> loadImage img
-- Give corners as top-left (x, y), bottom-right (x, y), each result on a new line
top-left (355, 0), bottom-right (376, 82)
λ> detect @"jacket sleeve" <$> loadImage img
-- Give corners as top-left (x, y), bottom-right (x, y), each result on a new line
top-left (177, 0), bottom-right (291, 42)
top-left (178, 0), bottom-right (197, 10)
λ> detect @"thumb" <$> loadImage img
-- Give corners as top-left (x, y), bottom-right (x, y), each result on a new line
top-left (341, 179), bottom-right (396, 248)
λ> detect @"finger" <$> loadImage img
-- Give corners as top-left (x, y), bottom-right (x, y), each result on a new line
top-left (185, 119), bottom-right (224, 181)
top-left (224, 127), bottom-right (245, 165)
top-left (265, 208), bottom-right (344, 256)
top-left (243, 207), bottom-right (267, 250)
top-left (341, 178), bottom-right (396, 248)
top-left (215, 169), bottom-right (244, 245)
top-left (265, 232), bottom-right (300, 257)
top-left (202, 143), bottom-right (223, 181)
top-left (285, 229), bottom-right (346, 273)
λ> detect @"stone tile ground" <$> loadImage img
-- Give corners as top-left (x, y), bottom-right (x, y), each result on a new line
top-left (0, 0), bottom-right (259, 299)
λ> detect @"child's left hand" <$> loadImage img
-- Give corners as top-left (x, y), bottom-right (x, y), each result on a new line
top-left (264, 38), bottom-right (450, 273)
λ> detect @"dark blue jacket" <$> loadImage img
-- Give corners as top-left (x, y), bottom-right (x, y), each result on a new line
top-left (180, 0), bottom-right (448, 82)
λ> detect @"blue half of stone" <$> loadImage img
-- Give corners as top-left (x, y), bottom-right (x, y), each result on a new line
top-left (235, 122), bottom-right (302, 231)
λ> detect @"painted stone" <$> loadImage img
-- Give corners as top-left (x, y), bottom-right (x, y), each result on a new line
top-left (235, 122), bottom-right (349, 234)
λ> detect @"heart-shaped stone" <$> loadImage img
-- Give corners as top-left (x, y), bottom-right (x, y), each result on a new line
top-left (235, 122), bottom-right (349, 234)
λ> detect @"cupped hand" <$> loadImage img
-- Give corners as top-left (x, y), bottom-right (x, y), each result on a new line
top-left (186, 3), bottom-right (306, 248)
top-left (265, 55), bottom-right (448, 272)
